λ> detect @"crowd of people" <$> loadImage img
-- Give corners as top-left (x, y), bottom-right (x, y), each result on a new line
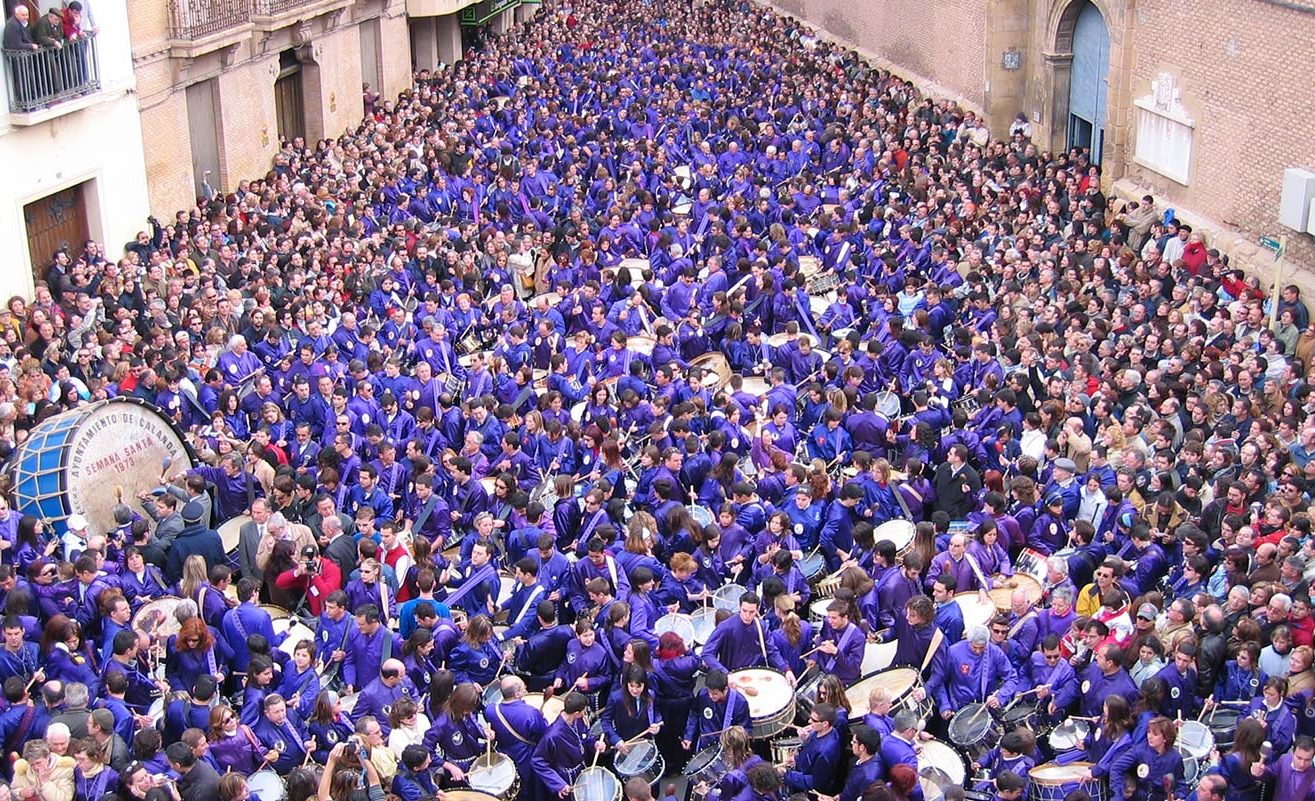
top-left (0, 2), bottom-right (1313, 801)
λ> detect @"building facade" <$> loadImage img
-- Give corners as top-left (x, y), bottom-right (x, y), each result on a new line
top-left (0, 0), bottom-right (151, 301)
top-left (127, 0), bottom-right (415, 219)
top-left (766, 0), bottom-right (1315, 283)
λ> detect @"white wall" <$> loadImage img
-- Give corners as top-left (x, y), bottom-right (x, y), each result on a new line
top-left (0, 0), bottom-right (149, 300)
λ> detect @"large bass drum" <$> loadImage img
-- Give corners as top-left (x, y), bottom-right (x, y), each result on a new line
top-left (9, 398), bottom-right (194, 536)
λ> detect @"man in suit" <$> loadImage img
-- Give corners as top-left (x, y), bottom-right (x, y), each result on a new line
top-left (237, 498), bottom-right (271, 584)
top-left (3, 7), bottom-right (38, 51)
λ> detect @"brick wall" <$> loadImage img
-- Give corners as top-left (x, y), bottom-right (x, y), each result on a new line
top-left (312, 25), bottom-right (367, 140)
top-left (1124, 0), bottom-right (1315, 275)
top-left (380, 9), bottom-right (415, 101)
top-left (766, 0), bottom-right (989, 109)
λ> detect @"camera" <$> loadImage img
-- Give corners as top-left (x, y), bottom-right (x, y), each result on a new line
top-left (343, 741), bottom-right (358, 757)
top-left (304, 559), bottom-right (320, 576)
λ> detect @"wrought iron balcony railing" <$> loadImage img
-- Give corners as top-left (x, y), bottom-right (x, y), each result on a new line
top-left (2, 33), bottom-right (101, 114)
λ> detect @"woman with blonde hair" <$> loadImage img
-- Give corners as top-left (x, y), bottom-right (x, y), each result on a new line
top-left (770, 594), bottom-right (813, 677)
top-left (697, 726), bottom-right (762, 801)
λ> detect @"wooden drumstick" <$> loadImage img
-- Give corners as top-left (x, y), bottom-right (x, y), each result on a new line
top-left (591, 739), bottom-right (603, 768)
top-left (303, 737), bottom-right (316, 766)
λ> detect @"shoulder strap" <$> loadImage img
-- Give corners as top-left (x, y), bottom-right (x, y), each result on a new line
top-left (493, 704), bottom-right (533, 745)
top-left (919, 627), bottom-right (944, 674)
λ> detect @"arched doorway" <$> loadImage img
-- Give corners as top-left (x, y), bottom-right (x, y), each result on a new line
top-left (1066, 2), bottom-right (1109, 163)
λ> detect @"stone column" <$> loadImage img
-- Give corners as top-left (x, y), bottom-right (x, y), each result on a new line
top-left (410, 17), bottom-right (439, 71)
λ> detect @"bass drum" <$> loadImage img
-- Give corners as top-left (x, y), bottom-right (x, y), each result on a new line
top-left (9, 398), bottom-right (194, 536)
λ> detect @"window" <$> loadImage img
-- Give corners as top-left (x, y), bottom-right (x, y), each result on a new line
top-left (1133, 72), bottom-right (1195, 186)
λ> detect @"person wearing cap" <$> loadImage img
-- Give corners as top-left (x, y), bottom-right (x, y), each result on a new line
top-left (274, 545), bottom-right (343, 618)
top-left (932, 624), bottom-right (1017, 718)
top-left (1122, 526), bottom-right (1167, 594)
top-left (1044, 457), bottom-right (1081, 520)
top-left (61, 513), bottom-right (90, 563)
top-left (164, 502), bottom-right (225, 585)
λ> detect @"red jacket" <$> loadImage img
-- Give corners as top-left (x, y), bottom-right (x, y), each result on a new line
top-left (275, 559), bottom-right (343, 616)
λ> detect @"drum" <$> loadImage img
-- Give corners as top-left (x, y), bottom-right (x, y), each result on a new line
top-left (132, 596), bottom-right (187, 641)
top-left (999, 700), bottom-right (1047, 738)
top-left (691, 353), bottom-right (732, 391)
top-left (947, 703), bottom-right (1002, 764)
top-left (480, 476), bottom-right (498, 499)
top-left (263, 605), bottom-right (292, 625)
top-left (573, 767), bottom-right (622, 801)
top-left (614, 740), bottom-right (665, 787)
top-left (1203, 707), bottom-right (1240, 752)
top-left (691, 607), bottom-right (719, 645)
top-left (728, 668), bottom-right (796, 738)
top-left (992, 574), bottom-right (1044, 610)
top-left (9, 398), bottom-right (194, 537)
top-left (654, 614), bottom-right (696, 651)
top-left (1046, 718), bottom-right (1089, 755)
top-left (469, 753), bottom-right (520, 801)
top-left (340, 693), bottom-right (359, 715)
top-left (688, 505), bottom-right (715, 528)
top-left (873, 519), bottom-right (916, 556)
top-left (741, 377), bottom-right (771, 398)
top-left (627, 335), bottom-right (658, 356)
top-left (682, 745), bottom-right (729, 801)
top-left (845, 668), bottom-right (933, 723)
top-left (1013, 549), bottom-right (1050, 587)
top-left (620, 259), bottom-right (650, 285)
top-left (219, 514), bottom-right (251, 556)
top-left (148, 696), bottom-right (165, 725)
top-left (279, 622), bottom-right (316, 658)
top-left (522, 692), bottom-right (565, 725)
top-left (918, 738), bottom-right (969, 801)
top-left (952, 593), bottom-right (999, 633)
top-left (862, 639), bottom-right (897, 677)
top-left (571, 402), bottom-right (587, 424)
top-left (814, 569), bottom-right (845, 600)
top-left (799, 551), bottom-right (826, 584)
top-left (1176, 720), bottom-right (1214, 764)
top-left (444, 793), bottom-right (502, 801)
top-left (1028, 763), bottom-right (1106, 801)
top-left (874, 390), bottom-right (901, 418)
top-left (770, 736), bottom-right (803, 765)
top-left (710, 583), bottom-right (744, 614)
top-left (798, 256), bottom-right (821, 278)
top-left (248, 770), bottom-right (286, 801)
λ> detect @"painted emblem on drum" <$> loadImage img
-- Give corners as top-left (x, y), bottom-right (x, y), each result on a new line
top-left (1137, 764), bottom-right (1149, 779)
top-left (703, 707), bottom-right (714, 719)
top-left (1081, 680), bottom-right (1091, 693)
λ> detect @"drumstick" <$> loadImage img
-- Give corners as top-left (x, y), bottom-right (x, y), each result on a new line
top-left (591, 740), bottom-right (603, 769)
top-left (302, 737), bottom-right (316, 766)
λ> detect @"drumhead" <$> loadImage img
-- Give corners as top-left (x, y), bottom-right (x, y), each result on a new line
top-left (729, 669), bottom-right (792, 718)
top-left (615, 740), bottom-right (660, 774)
top-left (219, 515), bottom-right (250, 554)
top-left (1030, 763), bottom-right (1094, 783)
top-left (248, 770), bottom-right (286, 801)
top-left (948, 704), bottom-right (993, 745)
top-left (690, 608), bottom-right (718, 644)
top-left (917, 738), bottom-right (967, 786)
top-left (710, 583), bottom-right (743, 613)
top-left (574, 767), bottom-right (621, 801)
top-left (874, 519), bottom-right (915, 551)
top-left (132, 597), bottom-right (187, 641)
top-left (1047, 719), bottom-right (1089, 749)
top-left (469, 753), bottom-right (518, 794)
top-left (951, 593), bottom-right (997, 632)
top-left (846, 668), bottom-right (918, 713)
top-left (1177, 720), bottom-right (1214, 759)
top-left (279, 623), bottom-right (316, 658)
top-left (654, 614), bottom-right (695, 648)
top-left (861, 640), bottom-right (897, 677)
top-left (1204, 707), bottom-right (1241, 732)
top-left (682, 746), bottom-right (722, 777)
top-left (443, 792), bottom-right (503, 801)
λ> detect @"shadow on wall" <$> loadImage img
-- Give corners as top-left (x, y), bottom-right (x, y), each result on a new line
top-left (822, 9), bottom-right (856, 41)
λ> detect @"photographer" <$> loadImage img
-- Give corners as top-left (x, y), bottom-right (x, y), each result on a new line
top-left (318, 738), bottom-right (385, 801)
top-left (275, 545), bottom-right (342, 617)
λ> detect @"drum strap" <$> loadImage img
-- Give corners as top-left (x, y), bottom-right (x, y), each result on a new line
top-left (891, 485), bottom-right (913, 520)
top-left (754, 619), bottom-right (769, 664)
top-left (919, 627), bottom-right (944, 675)
top-left (494, 704), bottom-right (533, 745)
top-left (1008, 611), bottom-right (1037, 640)
top-left (413, 496), bottom-right (439, 538)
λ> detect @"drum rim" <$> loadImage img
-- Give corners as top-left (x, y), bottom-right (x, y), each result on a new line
top-left (918, 738), bottom-right (969, 784)
top-left (1030, 762), bottom-right (1095, 781)
top-left (683, 745), bottom-right (723, 776)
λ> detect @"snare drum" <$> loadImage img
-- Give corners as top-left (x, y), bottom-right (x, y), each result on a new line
top-left (947, 703), bottom-right (1002, 764)
top-left (710, 583), bottom-right (744, 613)
top-left (999, 700), bottom-right (1048, 738)
top-left (729, 668), bottom-right (796, 738)
top-left (918, 738), bottom-right (969, 801)
top-left (248, 770), bottom-right (286, 801)
top-left (1176, 720), bottom-right (1214, 764)
top-left (613, 740), bottom-right (665, 787)
top-left (691, 607), bottom-right (719, 645)
top-left (814, 569), bottom-right (845, 599)
top-left (808, 597), bottom-right (832, 624)
top-left (845, 668), bottom-right (933, 724)
top-left (1203, 707), bottom-right (1240, 752)
top-left (1013, 549), bottom-right (1051, 587)
top-left (682, 746), bottom-right (730, 801)
top-left (469, 753), bottom-right (520, 801)
top-left (770, 736), bottom-right (803, 765)
top-left (654, 614), bottom-right (696, 651)
top-left (1028, 762), bottom-right (1106, 801)
top-left (573, 767), bottom-right (622, 801)
top-left (874, 519), bottom-right (916, 556)
top-left (874, 390), bottom-right (901, 418)
top-left (799, 551), bottom-right (826, 584)
top-left (1046, 718), bottom-right (1089, 755)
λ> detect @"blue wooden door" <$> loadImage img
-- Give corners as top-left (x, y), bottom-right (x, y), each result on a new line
top-left (1068, 2), bottom-right (1109, 163)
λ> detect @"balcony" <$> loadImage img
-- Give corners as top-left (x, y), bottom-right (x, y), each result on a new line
top-left (168, 0), bottom-right (252, 39)
top-left (2, 33), bottom-right (101, 115)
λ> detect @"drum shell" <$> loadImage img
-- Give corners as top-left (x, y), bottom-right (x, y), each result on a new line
top-left (469, 753), bottom-right (520, 801)
top-left (770, 736), bottom-right (802, 765)
top-left (845, 668), bottom-right (933, 724)
top-left (613, 742), bottom-right (665, 787)
top-left (1203, 707), bottom-right (1239, 752)
top-left (728, 668), bottom-right (796, 738)
top-left (1027, 763), bottom-right (1107, 801)
top-left (947, 703), bottom-right (1002, 765)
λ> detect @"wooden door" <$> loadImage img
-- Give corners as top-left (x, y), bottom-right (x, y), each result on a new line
top-left (24, 182), bottom-right (88, 286)
top-left (274, 68), bottom-right (304, 142)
